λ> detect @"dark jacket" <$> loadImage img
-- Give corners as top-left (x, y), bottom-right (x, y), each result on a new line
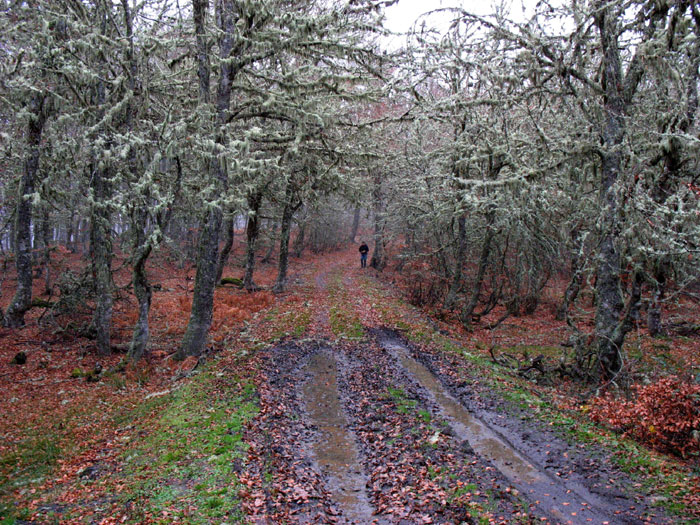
top-left (359, 243), bottom-right (369, 254)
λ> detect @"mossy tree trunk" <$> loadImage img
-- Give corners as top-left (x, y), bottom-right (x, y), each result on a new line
top-left (274, 183), bottom-right (301, 294)
top-left (4, 93), bottom-right (47, 328)
top-left (127, 207), bottom-right (153, 362)
top-left (349, 207), bottom-right (360, 243)
top-left (216, 212), bottom-right (235, 283)
top-left (443, 215), bottom-right (466, 311)
top-left (369, 173), bottom-right (385, 271)
top-left (178, 0), bottom-right (236, 359)
top-left (243, 190), bottom-right (263, 291)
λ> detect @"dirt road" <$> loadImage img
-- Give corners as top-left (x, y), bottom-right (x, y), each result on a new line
top-left (240, 253), bottom-right (667, 524)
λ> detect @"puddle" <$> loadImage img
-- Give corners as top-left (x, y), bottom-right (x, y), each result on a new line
top-left (303, 351), bottom-right (374, 523)
top-left (378, 334), bottom-right (622, 525)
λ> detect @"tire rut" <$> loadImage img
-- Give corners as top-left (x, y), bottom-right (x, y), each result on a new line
top-left (246, 330), bottom-right (665, 523)
top-left (372, 328), bottom-right (669, 525)
top-left (303, 350), bottom-right (375, 523)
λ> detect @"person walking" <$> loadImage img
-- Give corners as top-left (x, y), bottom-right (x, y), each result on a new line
top-left (359, 241), bottom-right (369, 268)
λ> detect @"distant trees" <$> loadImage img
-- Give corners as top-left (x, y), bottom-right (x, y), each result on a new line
top-left (388, 0), bottom-right (700, 380)
top-left (1, 0), bottom-right (698, 383)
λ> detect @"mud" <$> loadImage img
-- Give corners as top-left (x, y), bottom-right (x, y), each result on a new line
top-left (373, 328), bottom-right (672, 524)
top-left (303, 350), bottom-right (375, 523)
top-left (244, 330), bottom-right (670, 524)
top-left (376, 331), bottom-right (630, 524)
top-left (337, 339), bottom-right (528, 523)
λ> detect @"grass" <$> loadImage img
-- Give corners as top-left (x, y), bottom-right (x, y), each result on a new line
top-left (329, 306), bottom-right (364, 340)
top-left (0, 433), bottom-right (62, 522)
top-left (269, 305), bottom-right (312, 340)
top-left (326, 272), bottom-right (365, 340)
top-left (114, 365), bottom-right (258, 523)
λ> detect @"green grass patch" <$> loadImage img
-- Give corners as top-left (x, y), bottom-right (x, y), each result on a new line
top-left (116, 366), bottom-right (258, 523)
top-left (0, 434), bottom-right (61, 499)
top-left (386, 386), bottom-right (419, 415)
top-left (269, 306), bottom-right (312, 340)
top-left (329, 306), bottom-right (364, 340)
top-left (0, 432), bottom-right (63, 523)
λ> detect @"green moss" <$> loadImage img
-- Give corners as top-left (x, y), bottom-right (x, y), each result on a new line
top-left (117, 365), bottom-right (258, 522)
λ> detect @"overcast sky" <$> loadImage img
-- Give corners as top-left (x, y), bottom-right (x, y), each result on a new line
top-left (382, 0), bottom-right (538, 47)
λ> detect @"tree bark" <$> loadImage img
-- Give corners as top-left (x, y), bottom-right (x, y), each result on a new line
top-left (90, 159), bottom-right (114, 355)
top-left (87, 4), bottom-right (116, 355)
top-left (4, 93), bottom-right (47, 328)
top-left (274, 184), bottom-right (300, 293)
top-left (215, 212), bottom-right (235, 283)
top-left (127, 207), bottom-right (152, 362)
top-left (40, 206), bottom-right (51, 295)
top-left (647, 260), bottom-right (668, 336)
top-left (592, 3), bottom-right (631, 377)
top-left (261, 221), bottom-right (278, 264)
top-left (460, 227), bottom-right (493, 328)
top-left (122, 0), bottom-right (153, 363)
top-left (444, 215), bottom-right (466, 310)
top-left (178, 207), bottom-right (221, 358)
top-left (178, 0), bottom-right (235, 358)
top-left (647, 15), bottom-right (699, 336)
top-left (66, 209), bottom-right (76, 253)
top-left (556, 228), bottom-right (584, 321)
top-left (349, 207), bottom-right (360, 243)
top-left (593, 0), bottom-right (670, 378)
top-left (243, 191), bottom-right (262, 291)
top-left (369, 173), bottom-right (385, 270)
top-left (292, 219), bottom-right (306, 257)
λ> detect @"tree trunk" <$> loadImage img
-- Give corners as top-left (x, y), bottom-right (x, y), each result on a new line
top-left (215, 212), bottom-right (234, 283)
top-left (273, 185), bottom-right (299, 293)
top-left (349, 207), bottom-right (360, 243)
top-left (593, 3), bottom-right (628, 377)
top-left (9, 215), bottom-right (17, 255)
top-left (40, 206), bottom-right (51, 295)
top-left (460, 227), bottom-right (493, 328)
top-left (646, 24), bottom-right (699, 335)
top-left (261, 221), bottom-right (278, 264)
top-left (86, 4), bottom-right (115, 355)
top-left (647, 262), bottom-right (667, 337)
top-left (369, 173), bottom-right (385, 270)
top-left (178, 208), bottom-right (221, 358)
top-left (66, 209), bottom-right (77, 253)
top-left (90, 160), bottom-right (114, 355)
top-left (122, 0), bottom-right (153, 363)
top-left (127, 208), bottom-right (153, 362)
top-left (444, 215), bottom-right (466, 310)
top-left (292, 220), bottom-right (306, 257)
top-left (243, 191), bottom-right (262, 291)
top-left (4, 93), bottom-right (47, 328)
top-left (178, 0), bottom-right (235, 358)
top-left (556, 228), bottom-right (584, 321)
top-left (592, 0), bottom-right (669, 378)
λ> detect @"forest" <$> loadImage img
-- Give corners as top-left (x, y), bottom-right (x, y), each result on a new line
top-left (1, 0), bottom-right (699, 523)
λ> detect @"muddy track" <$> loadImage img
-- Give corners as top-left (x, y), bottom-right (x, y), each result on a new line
top-left (243, 330), bottom-right (669, 524)
top-left (371, 328), bottom-right (671, 525)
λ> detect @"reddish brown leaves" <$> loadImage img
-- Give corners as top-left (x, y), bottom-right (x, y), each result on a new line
top-left (590, 376), bottom-right (700, 457)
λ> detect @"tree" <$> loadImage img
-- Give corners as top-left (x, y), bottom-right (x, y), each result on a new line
top-left (176, 0), bottom-right (385, 358)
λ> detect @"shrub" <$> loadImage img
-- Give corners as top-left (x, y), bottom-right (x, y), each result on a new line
top-left (589, 376), bottom-right (700, 457)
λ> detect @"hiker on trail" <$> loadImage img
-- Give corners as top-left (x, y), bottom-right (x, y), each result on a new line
top-left (359, 241), bottom-right (369, 268)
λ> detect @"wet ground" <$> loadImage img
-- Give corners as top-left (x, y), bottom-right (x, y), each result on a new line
top-left (238, 254), bottom-right (672, 524)
top-left (242, 328), bottom-right (668, 524)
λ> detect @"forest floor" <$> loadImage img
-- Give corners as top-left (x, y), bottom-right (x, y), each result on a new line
top-left (1, 244), bottom-right (699, 524)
